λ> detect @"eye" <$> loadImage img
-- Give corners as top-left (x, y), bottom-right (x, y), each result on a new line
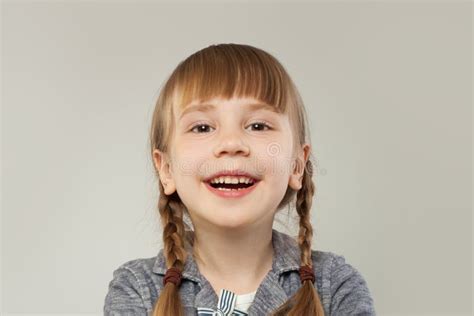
top-left (189, 121), bottom-right (272, 134)
top-left (247, 121), bottom-right (272, 131)
top-left (190, 123), bottom-right (215, 133)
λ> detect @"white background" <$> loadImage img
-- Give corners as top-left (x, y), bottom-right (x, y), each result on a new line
top-left (1, 0), bottom-right (472, 315)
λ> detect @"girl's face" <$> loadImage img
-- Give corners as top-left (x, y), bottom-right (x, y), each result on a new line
top-left (153, 97), bottom-right (310, 232)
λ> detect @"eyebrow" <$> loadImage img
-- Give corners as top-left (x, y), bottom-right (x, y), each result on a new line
top-left (179, 102), bottom-right (280, 119)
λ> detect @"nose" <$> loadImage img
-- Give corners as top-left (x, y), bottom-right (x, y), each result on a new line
top-left (213, 130), bottom-right (250, 157)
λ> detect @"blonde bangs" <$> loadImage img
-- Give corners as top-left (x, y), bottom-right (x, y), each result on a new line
top-left (168, 44), bottom-right (292, 113)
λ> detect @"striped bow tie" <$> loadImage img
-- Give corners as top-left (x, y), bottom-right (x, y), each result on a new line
top-left (197, 288), bottom-right (249, 316)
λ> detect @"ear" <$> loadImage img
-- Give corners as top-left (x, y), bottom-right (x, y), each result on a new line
top-left (152, 149), bottom-right (176, 195)
top-left (288, 143), bottom-right (311, 191)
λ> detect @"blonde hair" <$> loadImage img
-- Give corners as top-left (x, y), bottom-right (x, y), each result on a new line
top-left (149, 43), bottom-right (324, 315)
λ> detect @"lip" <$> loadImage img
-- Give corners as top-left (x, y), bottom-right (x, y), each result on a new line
top-left (203, 180), bottom-right (260, 199)
top-left (203, 169), bottom-right (260, 182)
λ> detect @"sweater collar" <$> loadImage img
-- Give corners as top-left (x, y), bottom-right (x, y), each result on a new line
top-left (152, 228), bottom-right (302, 315)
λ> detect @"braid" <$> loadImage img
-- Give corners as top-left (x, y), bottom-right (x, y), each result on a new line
top-left (270, 159), bottom-right (325, 316)
top-left (295, 159), bottom-right (315, 266)
top-left (151, 183), bottom-right (187, 316)
top-left (160, 194), bottom-right (187, 269)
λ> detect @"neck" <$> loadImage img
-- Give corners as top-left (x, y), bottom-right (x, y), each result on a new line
top-left (192, 223), bottom-right (274, 294)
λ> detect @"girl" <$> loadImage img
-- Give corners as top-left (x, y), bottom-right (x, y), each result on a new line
top-left (104, 43), bottom-right (376, 316)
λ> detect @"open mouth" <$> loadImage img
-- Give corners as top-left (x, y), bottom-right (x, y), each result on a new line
top-left (207, 181), bottom-right (257, 191)
top-left (203, 178), bottom-right (260, 198)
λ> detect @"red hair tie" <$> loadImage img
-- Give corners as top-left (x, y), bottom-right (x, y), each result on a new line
top-left (163, 267), bottom-right (183, 286)
top-left (299, 265), bottom-right (315, 283)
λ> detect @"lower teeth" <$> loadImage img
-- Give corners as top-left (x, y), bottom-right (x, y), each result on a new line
top-left (217, 187), bottom-right (246, 191)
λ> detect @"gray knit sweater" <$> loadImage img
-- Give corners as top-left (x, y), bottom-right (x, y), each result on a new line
top-left (104, 229), bottom-right (376, 315)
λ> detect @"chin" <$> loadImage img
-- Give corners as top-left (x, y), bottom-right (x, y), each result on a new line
top-left (199, 211), bottom-right (257, 230)
top-left (214, 215), bottom-right (253, 229)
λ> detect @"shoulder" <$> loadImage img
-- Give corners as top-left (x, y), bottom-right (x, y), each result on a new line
top-left (109, 256), bottom-right (160, 290)
top-left (310, 249), bottom-right (377, 315)
top-left (310, 249), bottom-right (369, 284)
top-left (104, 256), bottom-right (161, 315)
top-left (113, 256), bottom-right (158, 276)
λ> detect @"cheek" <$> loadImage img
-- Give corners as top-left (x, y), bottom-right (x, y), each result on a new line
top-left (173, 156), bottom-right (204, 179)
top-left (172, 142), bottom-right (210, 178)
top-left (254, 142), bottom-right (293, 178)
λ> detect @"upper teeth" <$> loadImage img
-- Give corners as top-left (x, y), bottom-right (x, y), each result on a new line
top-left (210, 176), bottom-right (255, 184)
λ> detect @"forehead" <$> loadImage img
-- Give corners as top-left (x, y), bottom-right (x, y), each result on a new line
top-left (176, 98), bottom-right (282, 120)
